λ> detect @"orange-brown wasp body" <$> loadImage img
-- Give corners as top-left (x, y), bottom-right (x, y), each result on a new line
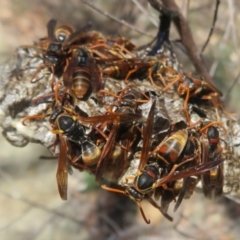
top-left (63, 47), bottom-right (101, 100)
top-left (31, 19), bottom-right (73, 83)
top-left (49, 107), bottom-right (101, 199)
top-left (102, 59), bottom-right (155, 82)
top-left (30, 103), bottom-right (142, 200)
top-left (153, 129), bottom-right (188, 165)
top-left (163, 73), bottom-right (228, 123)
top-left (201, 126), bottom-right (224, 199)
top-left (102, 100), bottom-right (224, 223)
top-left (107, 36), bottom-right (136, 52)
top-left (62, 30), bottom-right (106, 48)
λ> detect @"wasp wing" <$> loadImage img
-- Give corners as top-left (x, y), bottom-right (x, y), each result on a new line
top-left (56, 136), bottom-right (69, 200)
top-left (156, 159), bottom-right (224, 187)
top-left (138, 100), bottom-right (156, 170)
top-left (95, 122), bottom-right (119, 181)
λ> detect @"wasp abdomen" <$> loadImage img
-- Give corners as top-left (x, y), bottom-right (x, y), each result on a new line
top-left (72, 66), bottom-right (92, 99)
top-left (81, 140), bottom-right (101, 166)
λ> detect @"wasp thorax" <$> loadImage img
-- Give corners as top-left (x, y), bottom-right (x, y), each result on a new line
top-left (184, 139), bottom-right (196, 156)
top-left (58, 115), bottom-right (75, 132)
top-left (136, 165), bottom-right (159, 191)
top-left (48, 43), bottom-right (61, 53)
top-left (76, 49), bottom-right (89, 65)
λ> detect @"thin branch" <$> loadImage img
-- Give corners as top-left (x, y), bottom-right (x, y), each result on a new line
top-left (181, 0), bottom-right (190, 19)
top-left (222, 70), bottom-right (240, 102)
top-left (201, 0), bottom-right (220, 53)
top-left (81, 0), bottom-right (155, 38)
top-left (0, 191), bottom-right (84, 224)
top-left (26, 215), bottom-right (55, 240)
top-left (0, 207), bottom-right (32, 232)
top-left (147, 0), bottom-right (179, 17)
top-left (173, 212), bottom-right (211, 240)
top-left (227, 0), bottom-right (240, 66)
top-left (225, 194), bottom-right (240, 205)
top-left (148, 0), bottom-right (214, 85)
top-left (99, 213), bottom-right (122, 236)
top-left (209, 14), bottom-right (232, 77)
top-left (131, 0), bottom-right (158, 27)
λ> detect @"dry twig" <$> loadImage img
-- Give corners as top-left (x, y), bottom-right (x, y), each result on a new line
top-left (148, 0), bottom-right (214, 84)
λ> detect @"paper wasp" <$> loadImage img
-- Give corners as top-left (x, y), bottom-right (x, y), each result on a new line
top-left (144, 128), bottom-right (200, 213)
top-left (22, 99), bottom-right (143, 200)
top-left (62, 47), bottom-right (102, 100)
top-left (62, 30), bottom-right (106, 48)
top-left (162, 72), bottom-right (235, 123)
top-left (106, 36), bottom-right (136, 57)
top-left (101, 56), bottom-right (176, 90)
top-left (31, 19), bottom-right (102, 85)
top-left (53, 105), bottom-right (143, 199)
top-left (98, 85), bottom-right (149, 114)
top-left (107, 36), bottom-right (135, 49)
top-left (37, 19), bottom-right (73, 50)
top-left (201, 126), bottom-right (224, 199)
top-left (173, 123), bottom-right (225, 210)
top-left (102, 58), bottom-right (156, 83)
top-left (92, 94), bottom-right (146, 181)
top-left (102, 100), bottom-right (224, 223)
top-left (61, 29), bottom-right (133, 60)
top-left (161, 132), bottom-right (201, 213)
top-left (152, 129), bottom-right (190, 165)
top-left (49, 107), bottom-right (101, 168)
top-left (31, 19), bottom-right (74, 83)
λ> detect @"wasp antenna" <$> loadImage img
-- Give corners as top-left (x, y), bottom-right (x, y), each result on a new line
top-left (101, 185), bottom-right (125, 195)
top-left (136, 202), bottom-right (150, 224)
top-left (22, 115), bottom-right (45, 126)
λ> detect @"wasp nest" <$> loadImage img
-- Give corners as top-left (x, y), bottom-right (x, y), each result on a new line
top-left (0, 15), bottom-right (239, 223)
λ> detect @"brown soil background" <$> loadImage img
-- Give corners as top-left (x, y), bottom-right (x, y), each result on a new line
top-left (1, 1), bottom-right (240, 239)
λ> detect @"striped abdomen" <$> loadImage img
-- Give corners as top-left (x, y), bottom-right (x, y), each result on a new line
top-left (72, 66), bottom-right (92, 99)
